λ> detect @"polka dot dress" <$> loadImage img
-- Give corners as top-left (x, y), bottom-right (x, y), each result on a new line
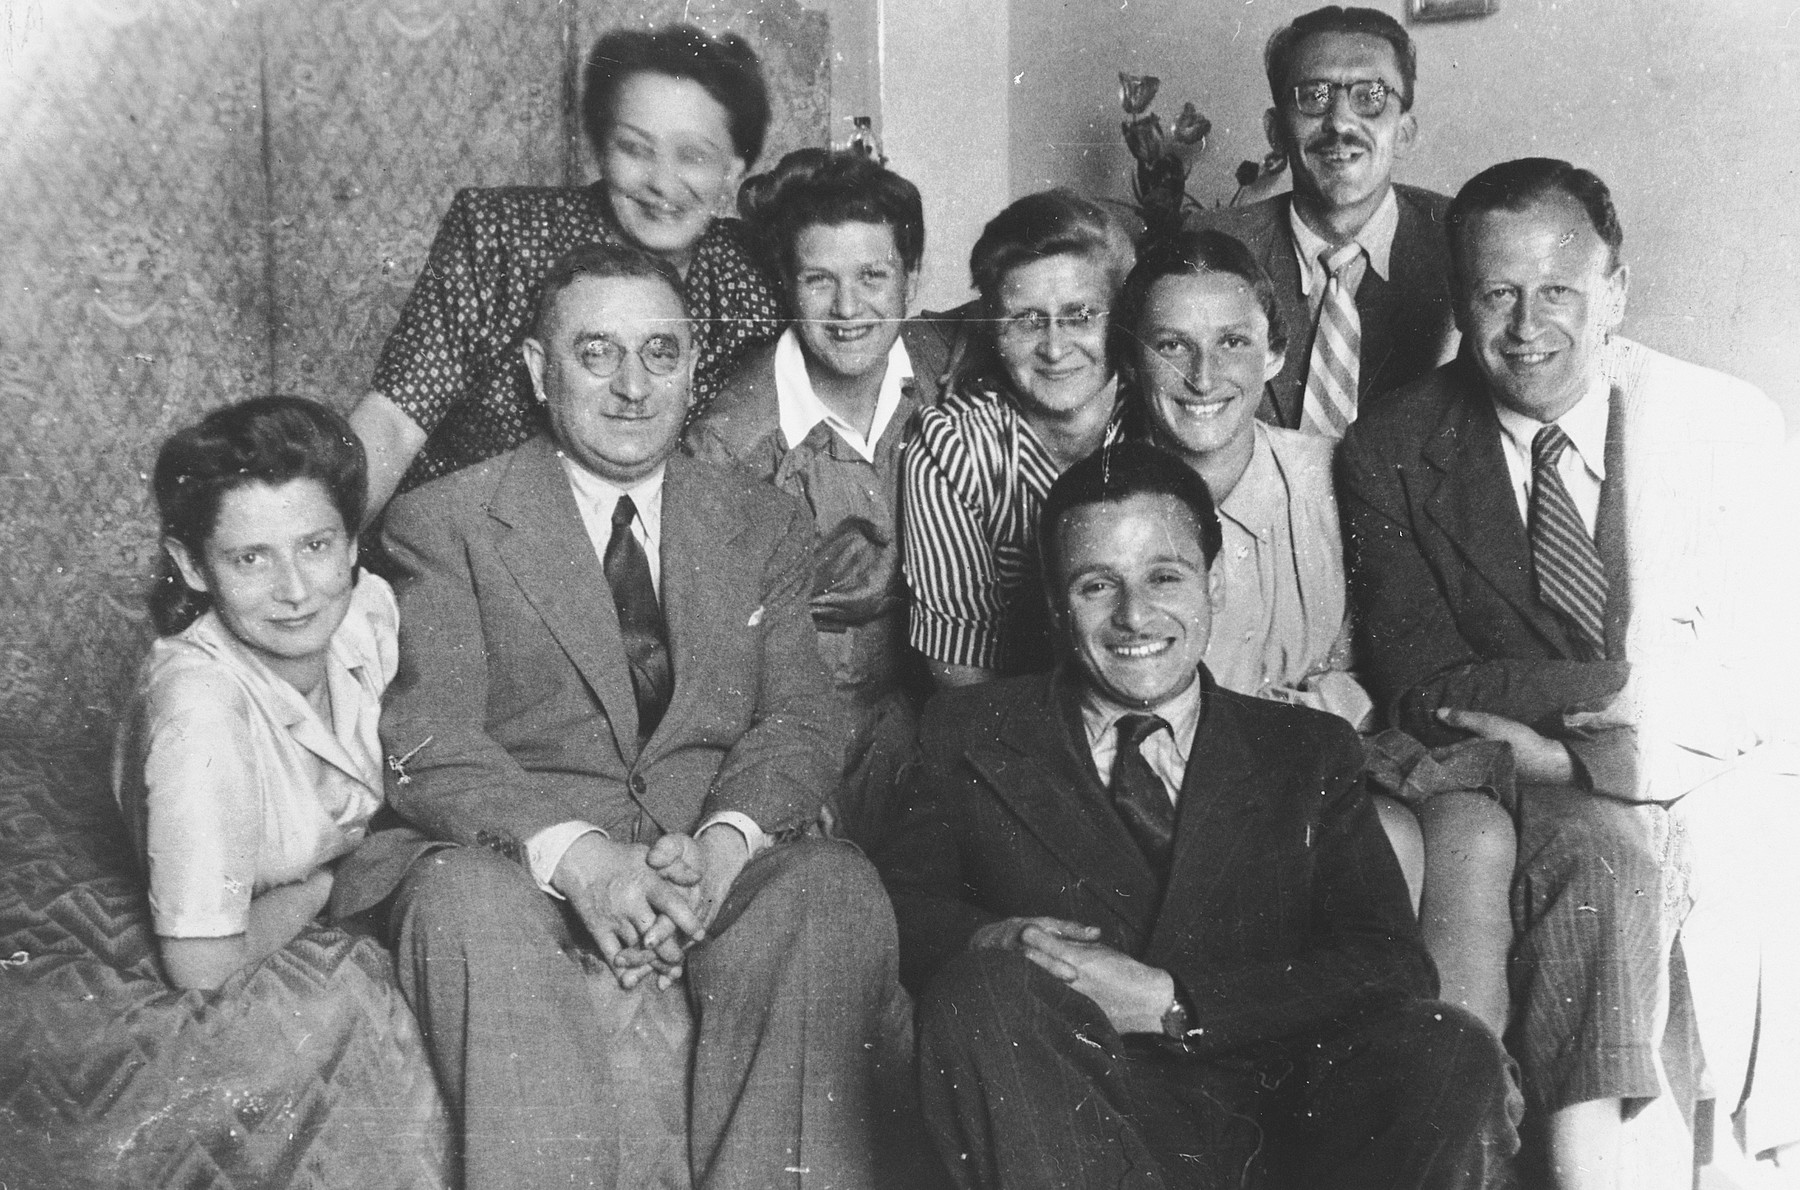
top-left (374, 184), bottom-right (785, 492)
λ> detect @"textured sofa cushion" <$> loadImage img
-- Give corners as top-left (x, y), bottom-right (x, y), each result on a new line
top-left (0, 736), bottom-right (454, 1190)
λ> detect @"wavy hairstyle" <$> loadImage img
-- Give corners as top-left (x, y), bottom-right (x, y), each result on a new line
top-left (582, 24), bottom-right (771, 166)
top-left (150, 396), bottom-right (366, 635)
top-left (737, 148), bottom-right (926, 284)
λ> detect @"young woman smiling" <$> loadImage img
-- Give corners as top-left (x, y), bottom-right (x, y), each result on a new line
top-left (690, 149), bottom-right (947, 846)
top-left (1121, 229), bottom-right (1517, 1038)
top-left (113, 397), bottom-right (396, 990)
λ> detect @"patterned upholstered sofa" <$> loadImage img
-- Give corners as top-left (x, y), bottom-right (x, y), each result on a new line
top-left (0, 733), bottom-right (700, 1189)
top-left (0, 735), bottom-right (456, 1187)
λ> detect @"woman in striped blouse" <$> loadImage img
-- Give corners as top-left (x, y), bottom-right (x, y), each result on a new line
top-left (902, 190), bottom-right (1136, 687)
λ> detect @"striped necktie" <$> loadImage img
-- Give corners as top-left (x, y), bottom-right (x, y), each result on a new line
top-left (1299, 241), bottom-right (1364, 438)
top-left (1528, 424), bottom-right (1608, 660)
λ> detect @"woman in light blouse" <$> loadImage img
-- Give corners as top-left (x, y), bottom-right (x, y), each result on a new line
top-left (114, 397), bottom-right (396, 990)
top-left (1120, 228), bottom-right (1516, 1035)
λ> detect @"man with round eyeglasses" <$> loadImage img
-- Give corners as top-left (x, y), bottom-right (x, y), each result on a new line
top-left (1191, 5), bottom-right (1458, 434)
top-left (334, 239), bottom-right (919, 1189)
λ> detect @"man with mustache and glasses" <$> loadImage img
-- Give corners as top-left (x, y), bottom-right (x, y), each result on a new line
top-left (1192, 6), bottom-right (1456, 437)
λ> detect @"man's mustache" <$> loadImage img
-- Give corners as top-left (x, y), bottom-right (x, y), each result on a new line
top-left (1305, 131), bottom-right (1372, 155)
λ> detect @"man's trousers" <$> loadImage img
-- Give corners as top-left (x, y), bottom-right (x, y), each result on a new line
top-left (917, 949), bottom-right (1517, 1190)
top-left (391, 838), bottom-right (919, 1190)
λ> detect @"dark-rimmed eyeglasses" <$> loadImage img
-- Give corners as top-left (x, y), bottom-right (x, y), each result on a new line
top-left (576, 334), bottom-right (686, 378)
top-left (997, 305), bottom-right (1108, 342)
top-left (1289, 78), bottom-right (1392, 118)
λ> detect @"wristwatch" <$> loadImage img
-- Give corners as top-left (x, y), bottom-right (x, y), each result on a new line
top-left (1160, 991), bottom-right (1194, 1043)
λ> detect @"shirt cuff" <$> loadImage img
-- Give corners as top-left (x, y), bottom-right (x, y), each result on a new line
top-left (525, 820), bottom-right (608, 896)
top-left (697, 811), bottom-right (767, 858)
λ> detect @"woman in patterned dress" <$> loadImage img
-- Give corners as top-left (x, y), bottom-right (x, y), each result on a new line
top-left (346, 24), bottom-right (785, 515)
top-left (114, 397), bottom-right (397, 990)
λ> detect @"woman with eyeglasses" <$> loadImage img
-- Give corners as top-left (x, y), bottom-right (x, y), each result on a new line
top-left (1119, 227), bottom-right (1515, 1037)
top-left (902, 189), bottom-right (1136, 688)
top-left (114, 397), bottom-right (395, 991)
top-left (347, 24), bottom-right (785, 519)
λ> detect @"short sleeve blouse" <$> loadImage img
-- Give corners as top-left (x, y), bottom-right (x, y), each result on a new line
top-left (374, 185), bottom-right (783, 491)
top-left (112, 575), bottom-right (400, 939)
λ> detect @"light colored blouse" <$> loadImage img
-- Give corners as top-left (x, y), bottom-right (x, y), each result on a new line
top-left (112, 575), bottom-right (398, 938)
top-left (1202, 422), bottom-right (1372, 729)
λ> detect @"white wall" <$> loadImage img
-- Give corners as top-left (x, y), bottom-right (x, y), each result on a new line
top-left (1003, 0), bottom-right (1800, 431)
top-left (872, 0), bottom-right (1012, 311)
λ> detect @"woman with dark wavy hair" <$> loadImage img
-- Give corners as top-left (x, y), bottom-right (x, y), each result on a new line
top-left (114, 396), bottom-right (397, 990)
top-left (348, 24), bottom-right (785, 515)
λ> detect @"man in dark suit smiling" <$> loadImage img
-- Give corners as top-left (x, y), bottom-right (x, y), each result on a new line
top-left (878, 441), bottom-right (1515, 1190)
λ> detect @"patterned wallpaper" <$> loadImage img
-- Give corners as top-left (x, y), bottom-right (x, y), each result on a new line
top-left (0, 0), bottom-right (829, 739)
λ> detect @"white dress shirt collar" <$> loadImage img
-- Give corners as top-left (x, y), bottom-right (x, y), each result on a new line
top-left (773, 328), bottom-right (913, 462)
top-left (1290, 186), bottom-right (1400, 298)
top-left (1080, 672), bottom-right (1206, 805)
top-left (1490, 373), bottom-right (1611, 530)
top-left (558, 454), bottom-right (666, 594)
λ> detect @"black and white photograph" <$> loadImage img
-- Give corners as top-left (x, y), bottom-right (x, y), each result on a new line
top-left (2, 2), bottom-right (1796, 1188)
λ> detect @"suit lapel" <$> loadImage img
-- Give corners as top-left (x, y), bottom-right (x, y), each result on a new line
top-left (1358, 191), bottom-right (1428, 398)
top-left (1355, 218), bottom-right (1406, 402)
top-left (490, 436), bottom-right (641, 760)
top-left (967, 675), bottom-right (1163, 933)
top-left (1418, 364), bottom-right (1572, 652)
top-left (649, 457), bottom-right (751, 762)
top-left (1149, 682), bottom-right (1269, 955)
top-left (1260, 201), bottom-right (1310, 429)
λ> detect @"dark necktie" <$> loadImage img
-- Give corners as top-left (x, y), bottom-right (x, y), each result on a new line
top-left (1109, 713), bottom-right (1176, 875)
top-left (1528, 423), bottom-right (1609, 660)
top-left (604, 494), bottom-right (673, 741)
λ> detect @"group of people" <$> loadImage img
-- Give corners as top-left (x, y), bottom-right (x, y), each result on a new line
top-left (110, 8), bottom-right (1798, 1190)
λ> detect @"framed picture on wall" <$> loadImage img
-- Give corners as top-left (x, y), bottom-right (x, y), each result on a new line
top-left (1408, 0), bottom-right (1498, 19)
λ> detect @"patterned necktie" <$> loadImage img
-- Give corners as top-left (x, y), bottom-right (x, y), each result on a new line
top-left (1528, 424), bottom-right (1609, 660)
top-left (1299, 241), bottom-right (1365, 439)
top-left (1109, 713), bottom-right (1176, 876)
top-left (604, 494), bottom-right (673, 741)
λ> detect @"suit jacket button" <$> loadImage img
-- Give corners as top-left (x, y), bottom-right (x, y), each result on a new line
top-left (630, 775), bottom-right (646, 796)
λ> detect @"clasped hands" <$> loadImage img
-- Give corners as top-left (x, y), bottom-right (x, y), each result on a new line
top-left (1435, 707), bottom-right (1575, 784)
top-left (551, 825), bottom-right (749, 990)
top-left (970, 916), bottom-right (1175, 1037)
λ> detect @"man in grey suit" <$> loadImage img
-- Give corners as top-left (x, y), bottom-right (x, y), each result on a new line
top-left (1191, 6), bottom-right (1456, 432)
top-left (336, 241), bottom-right (911, 1190)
